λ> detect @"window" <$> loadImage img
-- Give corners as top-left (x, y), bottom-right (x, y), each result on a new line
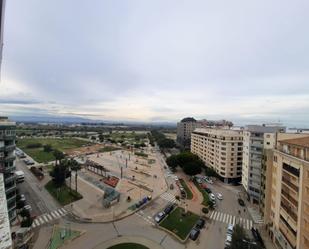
top-left (274, 156), bottom-right (277, 162)
top-left (266, 142), bottom-right (270, 145)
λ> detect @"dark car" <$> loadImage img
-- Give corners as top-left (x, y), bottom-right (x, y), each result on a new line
top-left (189, 228), bottom-right (200, 240)
top-left (204, 188), bottom-right (212, 193)
top-left (195, 218), bottom-right (205, 229)
top-left (164, 204), bottom-right (174, 215)
top-left (238, 198), bottom-right (245, 206)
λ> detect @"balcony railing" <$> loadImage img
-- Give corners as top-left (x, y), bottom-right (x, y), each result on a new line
top-left (4, 174), bottom-right (16, 184)
top-left (282, 177), bottom-right (299, 192)
top-left (4, 144), bottom-right (16, 152)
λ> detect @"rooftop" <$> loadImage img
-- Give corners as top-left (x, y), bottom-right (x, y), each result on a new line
top-left (246, 124), bottom-right (286, 133)
top-left (0, 174), bottom-right (12, 249)
top-left (193, 127), bottom-right (243, 136)
top-left (0, 117), bottom-right (15, 126)
top-left (280, 136), bottom-right (309, 149)
top-left (180, 117), bottom-right (196, 123)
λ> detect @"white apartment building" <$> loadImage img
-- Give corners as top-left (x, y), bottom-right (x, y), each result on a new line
top-left (242, 125), bottom-right (285, 203)
top-left (191, 128), bottom-right (243, 183)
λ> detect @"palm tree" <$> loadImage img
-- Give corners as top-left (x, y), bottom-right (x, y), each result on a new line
top-left (53, 149), bottom-right (65, 166)
top-left (70, 159), bottom-right (81, 193)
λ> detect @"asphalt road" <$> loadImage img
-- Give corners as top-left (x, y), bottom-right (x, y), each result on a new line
top-left (15, 158), bottom-right (60, 215)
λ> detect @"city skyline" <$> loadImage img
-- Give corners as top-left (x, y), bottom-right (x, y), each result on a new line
top-left (0, 0), bottom-right (309, 127)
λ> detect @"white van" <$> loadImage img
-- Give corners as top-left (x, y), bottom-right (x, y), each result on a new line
top-left (15, 170), bottom-right (25, 183)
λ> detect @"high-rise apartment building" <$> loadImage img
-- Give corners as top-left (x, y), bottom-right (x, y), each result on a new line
top-left (242, 125), bottom-right (285, 203)
top-left (0, 173), bottom-right (12, 248)
top-left (177, 117), bottom-right (200, 148)
top-left (0, 117), bottom-right (17, 222)
top-left (191, 128), bottom-right (243, 183)
top-left (264, 135), bottom-right (309, 249)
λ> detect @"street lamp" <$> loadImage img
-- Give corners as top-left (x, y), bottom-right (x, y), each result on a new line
top-left (242, 239), bottom-right (257, 249)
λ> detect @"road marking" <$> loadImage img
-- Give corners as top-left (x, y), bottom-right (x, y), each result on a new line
top-left (53, 210), bottom-right (60, 217)
top-left (213, 212), bottom-right (218, 221)
top-left (47, 214), bottom-right (53, 221)
top-left (232, 216), bottom-right (236, 225)
top-left (219, 213), bottom-right (224, 222)
top-left (43, 215), bottom-right (49, 223)
top-left (60, 208), bottom-right (67, 214)
top-left (57, 209), bottom-right (64, 216)
top-left (39, 217), bottom-right (45, 224)
top-left (50, 211), bottom-right (57, 218)
top-left (223, 214), bottom-right (227, 223)
top-left (249, 220), bottom-right (253, 229)
top-left (210, 211), bottom-right (215, 219)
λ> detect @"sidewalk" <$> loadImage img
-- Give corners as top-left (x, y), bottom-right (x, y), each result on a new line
top-left (33, 226), bottom-right (53, 249)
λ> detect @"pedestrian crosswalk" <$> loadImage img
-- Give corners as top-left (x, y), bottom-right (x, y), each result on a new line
top-left (160, 192), bottom-right (176, 203)
top-left (209, 211), bottom-right (253, 230)
top-left (248, 207), bottom-right (264, 224)
top-left (32, 208), bottom-right (68, 228)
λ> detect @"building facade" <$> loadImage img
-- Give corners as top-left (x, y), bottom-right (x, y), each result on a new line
top-left (242, 125), bottom-right (285, 203)
top-left (0, 173), bottom-right (12, 248)
top-left (266, 135), bottom-right (309, 249)
top-left (191, 128), bottom-right (243, 183)
top-left (177, 117), bottom-right (200, 148)
top-left (0, 117), bottom-right (17, 222)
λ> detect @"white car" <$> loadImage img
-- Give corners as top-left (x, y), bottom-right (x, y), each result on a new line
top-left (217, 193), bottom-right (223, 200)
top-left (209, 193), bottom-right (216, 201)
top-left (225, 234), bottom-right (232, 247)
top-left (154, 212), bottom-right (166, 223)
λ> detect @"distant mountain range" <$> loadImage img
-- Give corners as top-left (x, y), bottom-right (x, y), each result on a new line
top-left (9, 115), bottom-right (177, 127)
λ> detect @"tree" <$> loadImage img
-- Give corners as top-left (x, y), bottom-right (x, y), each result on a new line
top-left (43, 144), bottom-right (53, 152)
top-left (183, 161), bottom-right (202, 176)
top-left (228, 224), bottom-right (259, 249)
top-left (166, 155), bottom-right (178, 169)
top-left (98, 133), bottom-right (104, 142)
top-left (20, 209), bottom-right (30, 220)
top-left (70, 160), bottom-right (81, 192)
top-left (50, 163), bottom-right (69, 188)
top-left (53, 149), bottom-right (65, 166)
top-left (16, 200), bottom-right (25, 209)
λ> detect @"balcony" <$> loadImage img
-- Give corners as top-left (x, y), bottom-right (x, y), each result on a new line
top-left (0, 134), bottom-right (16, 140)
top-left (3, 165), bottom-right (16, 173)
top-left (4, 144), bottom-right (16, 152)
top-left (5, 183), bottom-right (16, 194)
top-left (3, 155), bottom-right (16, 162)
top-left (4, 174), bottom-right (16, 184)
top-left (279, 221), bottom-right (297, 249)
top-left (282, 176), bottom-right (299, 192)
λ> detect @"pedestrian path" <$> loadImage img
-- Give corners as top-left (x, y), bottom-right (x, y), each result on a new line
top-left (160, 192), bottom-right (176, 203)
top-left (248, 207), bottom-right (264, 224)
top-left (209, 211), bottom-right (253, 230)
top-left (135, 210), bottom-right (155, 226)
top-left (32, 208), bottom-right (68, 228)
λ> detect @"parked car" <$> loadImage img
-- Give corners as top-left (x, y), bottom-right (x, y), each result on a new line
top-left (217, 193), bottom-right (223, 200)
top-left (205, 188), bottom-right (212, 193)
top-left (164, 204), bottom-right (174, 215)
top-left (189, 228), bottom-right (200, 240)
top-left (238, 198), bottom-right (245, 206)
top-left (23, 205), bottom-right (32, 212)
top-left (227, 224), bottom-right (234, 235)
top-left (154, 212), bottom-right (166, 223)
top-left (225, 234), bottom-right (232, 247)
top-left (195, 218), bottom-right (205, 229)
top-left (19, 194), bottom-right (26, 202)
top-left (209, 193), bottom-right (216, 201)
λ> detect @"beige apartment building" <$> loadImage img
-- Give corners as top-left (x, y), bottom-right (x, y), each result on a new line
top-left (177, 117), bottom-right (200, 148)
top-left (191, 128), bottom-right (243, 183)
top-left (264, 135), bottom-right (309, 249)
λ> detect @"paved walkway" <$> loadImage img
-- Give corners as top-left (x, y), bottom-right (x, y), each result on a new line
top-left (93, 236), bottom-right (164, 249)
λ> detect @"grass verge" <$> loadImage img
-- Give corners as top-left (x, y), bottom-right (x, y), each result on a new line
top-left (49, 226), bottom-right (81, 249)
top-left (193, 180), bottom-right (210, 206)
top-left (179, 179), bottom-right (193, 200)
top-left (107, 243), bottom-right (149, 249)
top-left (160, 207), bottom-right (199, 240)
top-left (99, 146), bottom-right (121, 152)
top-left (45, 180), bottom-right (83, 205)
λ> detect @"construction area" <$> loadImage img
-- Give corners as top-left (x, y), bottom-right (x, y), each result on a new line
top-left (68, 147), bottom-right (168, 222)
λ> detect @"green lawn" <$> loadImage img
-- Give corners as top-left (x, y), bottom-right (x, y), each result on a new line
top-left (193, 181), bottom-right (210, 206)
top-left (107, 243), bottom-right (149, 249)
top-left (98, 146), bottom-right (121, 152)
top-left (179, 179), bottom-right (193, 200)
top-left (160, 207), bottom-right (199, 240)
top-left (45, 181), bottom-right (83, 205)
top-left (49, 226), bottom-right (81, 249)
top-left (17, 138), bottom-right (88, 163)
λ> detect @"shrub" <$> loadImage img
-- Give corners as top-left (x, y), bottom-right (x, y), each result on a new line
top-left (202, 207), bottom-right (209, 214)
top-left (26, 143), bottom-right (42, 149)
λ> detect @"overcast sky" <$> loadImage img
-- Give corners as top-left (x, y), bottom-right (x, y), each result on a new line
top-left (0, 0), bottom-right (309, 126)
